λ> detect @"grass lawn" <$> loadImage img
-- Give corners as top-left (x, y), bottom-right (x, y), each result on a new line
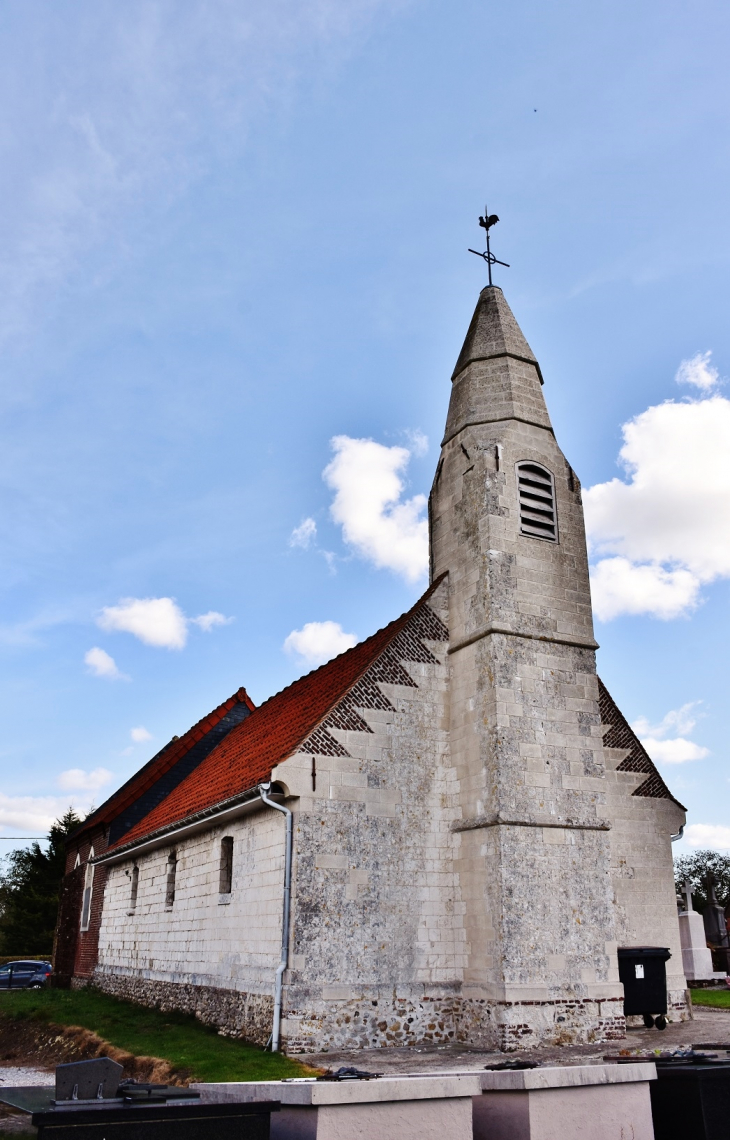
top-left (690, 987), bottom-right (730, 1009)
top-left (0, 987), bottom-right (313, 1083)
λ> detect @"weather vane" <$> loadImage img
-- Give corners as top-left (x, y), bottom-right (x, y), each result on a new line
top-left (468, 207), bottom-right (509, 286)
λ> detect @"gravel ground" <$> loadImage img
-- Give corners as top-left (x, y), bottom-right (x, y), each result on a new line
top-left (0, 1066), bottom-right (51, 1137)
top-left (303, 1006), bottom-right (730, 1074)
top-left (0, 1068), bottom-right (52, 1088)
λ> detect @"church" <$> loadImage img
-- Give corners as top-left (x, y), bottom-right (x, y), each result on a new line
top-left (55, 282), bottom-right (688, 1053)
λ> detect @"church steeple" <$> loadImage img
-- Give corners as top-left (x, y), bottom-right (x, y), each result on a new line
top-left (431, 283), bottom-right (621, 1028)
top-left (451, 284), bottom-right (542, 383)
top-left (442, 286), bottom-right (552, 448)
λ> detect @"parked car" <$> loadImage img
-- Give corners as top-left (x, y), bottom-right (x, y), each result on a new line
top-left (0, 960), bottom-right (52, 989)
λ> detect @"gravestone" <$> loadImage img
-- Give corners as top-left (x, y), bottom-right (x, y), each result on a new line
top-left (678, 880), bottom-right (723, 983)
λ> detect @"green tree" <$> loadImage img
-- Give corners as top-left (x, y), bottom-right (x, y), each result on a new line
top-left (0, 809), bottom-right (82, 955)
top-left (674, 849), bottom-right (730, 913)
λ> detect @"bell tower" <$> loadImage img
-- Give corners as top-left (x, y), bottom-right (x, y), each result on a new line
top-left (431, 284), bottom-right (624, 1048)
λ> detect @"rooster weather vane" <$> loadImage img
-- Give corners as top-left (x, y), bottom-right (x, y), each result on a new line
top-left (468, 208), bottom-right (509, 286)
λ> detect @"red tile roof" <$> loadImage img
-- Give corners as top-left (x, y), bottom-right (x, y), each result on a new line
top-left (108, 577), bottom-right (447, 852)
top-left (72, 687), bottom-right (256, 842)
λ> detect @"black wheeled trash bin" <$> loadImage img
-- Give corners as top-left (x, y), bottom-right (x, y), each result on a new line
top-left (617, 946), bottom-right (671, 1029)
top-left (650, 1057), bottom-right (730, 1140)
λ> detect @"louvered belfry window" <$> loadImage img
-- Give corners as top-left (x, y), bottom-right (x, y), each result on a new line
top-left (516, 462), bottom-right (558, 542)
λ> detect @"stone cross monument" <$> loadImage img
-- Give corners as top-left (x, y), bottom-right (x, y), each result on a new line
top-left (677, 879), bottom-right (717, 982)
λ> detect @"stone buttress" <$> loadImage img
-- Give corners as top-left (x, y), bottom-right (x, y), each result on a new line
top-left (430, 285), bottom-right (625, 1048)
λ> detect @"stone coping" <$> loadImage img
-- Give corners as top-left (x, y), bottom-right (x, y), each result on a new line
top-left (194, 1063), bottom-right (656, 1105)
top-left (478, 1062), bottom-right (656, 1091)
top-left (194, 1074), bottom-right (482, 1105)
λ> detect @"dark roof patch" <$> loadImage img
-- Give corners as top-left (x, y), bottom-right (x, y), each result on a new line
top-left (70, 687), bottom-right (255, 845)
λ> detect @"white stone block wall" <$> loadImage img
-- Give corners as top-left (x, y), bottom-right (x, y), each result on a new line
top-left (603, 751), bottom-right (688, 1017)
top-left (94, 806), bottom-right (287, 1040)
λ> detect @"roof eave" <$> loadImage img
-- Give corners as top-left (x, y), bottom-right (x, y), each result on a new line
top-left (93, 783), bottom-right (288, 867)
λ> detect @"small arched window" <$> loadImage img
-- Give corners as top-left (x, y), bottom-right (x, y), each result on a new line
top-left (219, 837), bottom-right (234, 895)
top-left (129, 865), bottom-right (139, 912)
top-left (516, 462), bottom-right (558, 542)
top-left (80, 847), bottom-right (95, 931)
top-left (165, 850), bottom-right (177, 908)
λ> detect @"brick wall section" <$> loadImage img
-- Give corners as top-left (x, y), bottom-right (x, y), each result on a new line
top-left (599, 679), bottom-right (682, 804)
top-left (61, 827), bottom-right (109, 980)
top-left (53, 864), bottom-right (84, 984)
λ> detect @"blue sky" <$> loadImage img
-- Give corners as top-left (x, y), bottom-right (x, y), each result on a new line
top-left (1, 0), bottom-right (729, 855)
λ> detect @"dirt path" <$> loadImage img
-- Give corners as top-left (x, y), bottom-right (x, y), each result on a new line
top-left (0, 1016), bottom-right (180, 1085)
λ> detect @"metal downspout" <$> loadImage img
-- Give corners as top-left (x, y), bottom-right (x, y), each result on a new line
top-left (258, 782), bottom-right (292, 1053)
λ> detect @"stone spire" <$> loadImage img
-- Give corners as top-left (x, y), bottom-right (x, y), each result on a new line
top-left (443, 286), bottom-right (551, 446)
top-left (451, 284), bottom-right (542, 383)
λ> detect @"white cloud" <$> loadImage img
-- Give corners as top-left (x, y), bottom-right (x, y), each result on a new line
top-left (589, 558), bottom-right (699, 622)
top-left (633, 702), bottom-right (701, 739)
top-left (638, 737), bottom-right (709, 764)
top-left (98, 596), bottom-right (188, 649)
top-left (0, 793), bottom-right (88, 834)
top-left (283, 620), bottom-right (357, 667)
top-left (96, 597), bottom-right (231, 648)
top-left (632, 702), bottom-right (709, 765)
top-left (57, 767), bottom-right (113, 792)
top-left (84, 646), bottom-right (127, 680)
top-left (403, 429), bottom-right (429, 457)
top-left (189, 611), bottom-right (233, 632)
top-left (290, 518), bottom-right (317, 549)
top-left (675, 351), bottom-right (720, 391)
top-left (130, 726), bottom-right (152, 743)
top-left (584, 390), bottom-right (730, 620)
top-left (684, 823), bottom-right (730, 851)
top-left (323, 435), bottom-right (428, 583)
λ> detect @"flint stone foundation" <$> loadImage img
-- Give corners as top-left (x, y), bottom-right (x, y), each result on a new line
top-left (92, 969), bottom-right (273, 1046)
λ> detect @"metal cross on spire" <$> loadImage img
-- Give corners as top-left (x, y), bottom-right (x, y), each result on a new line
top-left (468, 206), bottom-right (510, 286)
